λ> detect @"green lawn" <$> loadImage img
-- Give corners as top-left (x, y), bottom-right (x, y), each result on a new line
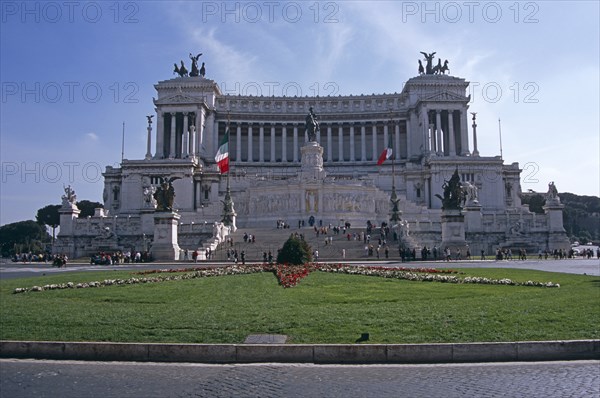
top-left (1, 268), bottom-right (598, 344)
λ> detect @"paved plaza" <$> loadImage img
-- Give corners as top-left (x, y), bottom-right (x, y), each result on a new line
top-left (1, 359), bottom-right (598, 398)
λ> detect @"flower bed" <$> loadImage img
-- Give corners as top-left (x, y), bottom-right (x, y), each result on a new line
top-left (12, 263), bottom-right (559, 294)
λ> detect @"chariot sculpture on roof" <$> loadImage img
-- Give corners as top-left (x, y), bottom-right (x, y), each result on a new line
top-left (419, 51), bottom-right (449, 75)
top-left (173, 52), bottom-right (205, 78)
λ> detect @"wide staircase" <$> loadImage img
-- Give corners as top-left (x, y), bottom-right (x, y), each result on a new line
top-left (207, 225), bottom-right (401, 262)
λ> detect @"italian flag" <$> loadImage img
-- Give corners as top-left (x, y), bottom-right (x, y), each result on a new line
top-left (377, 140), bottom-right (393, 166)
top-left (215, 131), bottom-right (229, 173)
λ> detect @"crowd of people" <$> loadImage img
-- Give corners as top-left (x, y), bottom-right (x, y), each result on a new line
top-left (12, 252), bottom-right (69, 266)
top-left (90, 251), bottom-right (152, 265)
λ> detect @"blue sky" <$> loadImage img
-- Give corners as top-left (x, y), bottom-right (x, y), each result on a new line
top-left (1, 1), bottom-right (599, 226)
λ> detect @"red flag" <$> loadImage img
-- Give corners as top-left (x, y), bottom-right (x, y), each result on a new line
top-left (215, 131), bottom-right (229, 173)
top-left (377, 146), bottom-right (392, 166)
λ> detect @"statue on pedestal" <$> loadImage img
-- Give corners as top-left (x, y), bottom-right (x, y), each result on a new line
top-left (61, 185), bottom-right (77, 207)
top-left (546, 181), bottom-right (559, 200)
top-left (305, 107), bottom-right (320, 142)
top-left (153, 177), bottom-right (180, 212)
top-left (143, 185), bottom-right (157, 208)
top-left (462, 181), bottom-right (479, 205)
top-left (545, 181), bottom-right (561, 204)
top-left (435, 169), bottom-right (465, 210)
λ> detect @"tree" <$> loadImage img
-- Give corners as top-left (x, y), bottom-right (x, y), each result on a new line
top-left (36, 204), bottom-right (61, 242)
top-left (521, 194), bottom-right (545, 214)
top-left (76, 200), bottom-right (103, 218)
top-left (277, 236), bottom-right (312, 265)
top-left (0, 220), bottom-right (51, 257)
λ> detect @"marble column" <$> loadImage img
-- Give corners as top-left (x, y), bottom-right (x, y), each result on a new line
top-left (270, 124), bottom-right (276, 162)
top-left (383, 123), bottom-right (389, 152)
top-left (372, 124), bottom-right (378, 161)
top-left (145, 122), bottom-right (152, 160)
top-left (327, 124), bottom-right (333, 163)
top-left (361, 123), bottom-right (366, 161)
top-left (422, 109), bottom-right (430, 152)
top-left (259, 123), bottom-right (265, 162)
top-left (293, 124), bottom-right (298, 162)
top-left (436, 110), bottom-right (443, 155)
top-left (247, 124), bottom-right (253, 162)
top-left (405, 118), bottom-right (412, 159)
top-left (316, 124), bottom-right (321, 144)
top-left (209, 114), bottom-right (217, 158)
top-left (203, 112), bottom-right (215, 157)
top-left (182, 113), bottom-right (189, 158)
top-left (282, 125), bottom-right (287, 162)
top-left (448, 111), bottom-right (456, 156)
top-left (189, 123), bottom-right (196, 157)
top-left (195, 111), bottom-right (203, 157)
top-left (394, 122), bottom-right (400, 160)
top-left (338, 125), bottom-right (344, 162)
top-left (155, 111), bottom-right (163, 159)
top-left (424, 176), bottom-right (431, 208)
top-left (236, 123), bottom-right (242, 162)
top-left (349, 125), bottom-right (355, 161)
top-left (460, 110), bottom-right (470, 155)
top-left (169, 112), bottom-right (176, 158)
top-left (472, 114), bottom-right (479, 157)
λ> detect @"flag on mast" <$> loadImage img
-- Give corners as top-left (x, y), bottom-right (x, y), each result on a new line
top-left (377, 137), bottom-right (393, 166)
top-left (215, 130), bottom-right (229, 173)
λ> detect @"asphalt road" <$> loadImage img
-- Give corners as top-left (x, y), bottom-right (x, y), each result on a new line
top-left (1, 258), bottom-right (598, 280)
top-left (1, 359), bottom-right (599, 398)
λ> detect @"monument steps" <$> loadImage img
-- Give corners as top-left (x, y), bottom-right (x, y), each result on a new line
top-left (204, 226), bottom-right (401, 262)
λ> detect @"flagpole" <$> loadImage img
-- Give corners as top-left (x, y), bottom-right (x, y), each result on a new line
top-left (221, 110), bottom-right (237, 231)
top-left (498, 118), bottom-right (503, 160)
top-left (227, 111), bottom-right (231, 191)
top-left (121, 121), bottom-right (125, 164)
top-left (388, 111), bottom-right (401, 226)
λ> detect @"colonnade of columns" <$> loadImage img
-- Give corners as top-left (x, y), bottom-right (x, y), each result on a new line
top-left (148, 109), bottom-right (471, 162)
top-left (219, 120), bottom-right (416, 164)
top-left (420, 108), bottom-right (469, 156)
top-left (152, 111), bottom-right (205, 159)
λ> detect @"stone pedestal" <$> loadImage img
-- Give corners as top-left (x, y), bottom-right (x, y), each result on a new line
top-left (58, 204), bottom-right (80, 236)
top-left (299, 141), bottom-right (326, 181)
top-left (543, 200), bottom-right (570, 250)
top-left (54, 203), bottom-right (81, 257)
top-left (152, 212), bottom-right (181, 261)
top-left (440, 209), bottom-right (467, 253)
top-left (464, 203), bottom-right (482, 232)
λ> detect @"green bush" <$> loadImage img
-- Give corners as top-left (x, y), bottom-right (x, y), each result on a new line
top-left (277, 236), bottom-right (312, 265)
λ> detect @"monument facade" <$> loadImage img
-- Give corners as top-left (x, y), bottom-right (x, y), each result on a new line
top-left (55, 53), bottom-right (570, 258)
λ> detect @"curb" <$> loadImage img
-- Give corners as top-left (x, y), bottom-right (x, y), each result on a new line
top-left (1, 340), bottom-right (598, 364)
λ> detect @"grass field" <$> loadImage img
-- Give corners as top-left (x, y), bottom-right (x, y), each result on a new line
top-left (1, 268), bottom-right (598, 344)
